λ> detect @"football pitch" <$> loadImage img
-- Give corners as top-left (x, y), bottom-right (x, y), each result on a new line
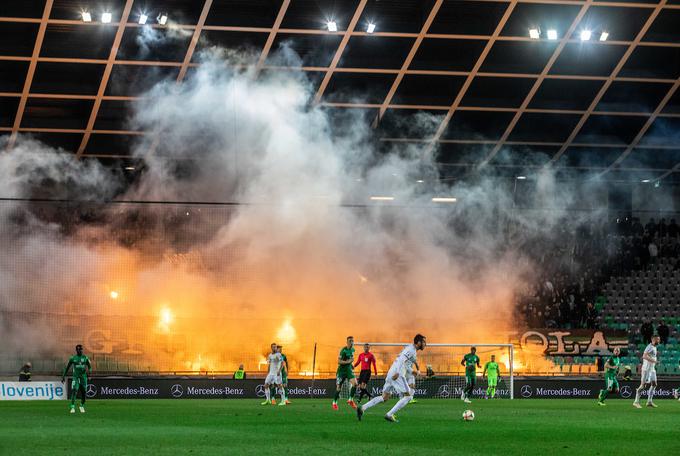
top-left (0, 399), bottom-right (678, 455)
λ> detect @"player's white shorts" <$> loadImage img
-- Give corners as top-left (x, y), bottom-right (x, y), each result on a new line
top-left (383, 374), bottom-right (410, 397)
top-left (405, 372), bottom-right (415, 386)
top-left (265, 373), bottom-right (282, 385)
top-left (640, 368), bottom-right (657, 384)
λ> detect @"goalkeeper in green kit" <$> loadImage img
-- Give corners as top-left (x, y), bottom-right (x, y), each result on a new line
top-left (483, 354), bottom-right (501, 399)
top-left (597, 347), bottom-right (621, 406)
top-left (460, 347), bottom-right (481, 403)
top-left (61, 344), bottom-right (91, 414)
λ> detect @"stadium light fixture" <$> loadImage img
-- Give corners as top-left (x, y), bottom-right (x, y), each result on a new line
top-left (580, 30), bottom-right (592, 41)
top-left (327, 21), bottom-right (338, 32)
top-left (138, 13), bottom-right (148, 25)
top-left (432, 197), bottom-right (457, 203)
top-left (642, 179), bottom-right (651, 183)
top-left (124, 166), bottom-right (135, 170)
top-left (516, 176), bottom-right (527, 180)
top-left (370, 196), bottom-right (394, 201)
top-left (367, 23), bottom-right (376, 34)
top-left (416, 179), bottom-right (424, 183)
top-left (110, 291), bottom-right (119, 299)
top-left (547, 29), bottom-right (558, 40)
top-left (158, 13), bottom-right (168, 25)
top-left (101, 12), bottom-right (112, 23)
top-left (529, 28), bottom-right (540, 39)
top-left (81, 11), bottom-right (92, 22)
top-left (599, 31), bottom-right (609, 41)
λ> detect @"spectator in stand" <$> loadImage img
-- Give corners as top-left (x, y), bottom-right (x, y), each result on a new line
top-left (18, 362), bottom-right (31, 382)
top-left (658, 218), bottom-right (668, 238)
top-left (668, 219), bottom-right (679, 238)
top-left (657, 320), bottom-right (670, 345)
top-left (648, 240), bottom-right (658, 264)
top-left (645, 218), bottom-right (658, 237)
top-left (631, 218), bottom-right (644, 236)
top-left (584, 302), bottom-right (598, 329)
top-left (640, 321), bottom-right (654, 344)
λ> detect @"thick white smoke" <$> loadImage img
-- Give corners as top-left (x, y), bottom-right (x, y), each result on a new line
top-left (0, 47), bottom-right (601, 373)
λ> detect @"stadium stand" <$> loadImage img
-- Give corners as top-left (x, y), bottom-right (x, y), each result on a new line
top-left (520, 216), bottom-right (680, 374)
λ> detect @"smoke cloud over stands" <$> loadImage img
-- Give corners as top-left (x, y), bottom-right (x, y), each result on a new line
top-left (0, 49), bottom-right (592, 374)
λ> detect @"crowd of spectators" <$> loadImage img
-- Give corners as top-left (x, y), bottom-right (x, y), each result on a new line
top-left (518, 215), bottom-right (680, 330)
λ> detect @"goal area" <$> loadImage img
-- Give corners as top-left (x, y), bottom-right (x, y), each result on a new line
top-left (340, 343), bottom-right (514, 400)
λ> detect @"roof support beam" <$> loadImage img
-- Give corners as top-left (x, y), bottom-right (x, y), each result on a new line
top-left (428, 0), bottom-right (519, 157)
top-left (607, 78), bottom-right (680, 176)
top-left (255, 0), bottom-right (291, 73)
top-left (479, 0), bottom-right (593, 167)
top-left (5, 0), bottom-right (53, 150)
top-left (76, 0), bottom-right (135, 158)
top-left (372, 1), bottom-right (443, 127)
top-left (549, 0), bottom-right (669, 164)
top-left (313, 0), bottom-right (368, 104)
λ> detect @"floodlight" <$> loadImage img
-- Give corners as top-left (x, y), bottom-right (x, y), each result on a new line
top-left (139, 14), bottom-right (148, 25)
top-left (580, 30), bottom-right (592, 41)
top-left (327, 21), bottom-right (337, 32)
top-left (158, 13), bottom-right (168, 25)
top-left (367, 23), bottom-right (376, 34)
top-left (547, 29), bottom-right (557, 40)
top-left (101, 12), bottom-right (112, 23)
top-left (370, 196), bottom-right (394, 201)
top-left (599, 31), bottom-right (609, 41)
top-left (432, 197), bottom-right (457, 203)
top-left (81, 11), bottom-right (92, 22)
top-left (529, 28), bottom-right (540, 39)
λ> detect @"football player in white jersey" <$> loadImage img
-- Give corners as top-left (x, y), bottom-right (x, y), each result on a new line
top-left (357, 334), bottom-right (426, 423)
top-left (261, 342), bottom-right (287, 406)
top-left (406, 360), bottom-right (420, 404)
top-left (634, 334), bottom-right (660, 408)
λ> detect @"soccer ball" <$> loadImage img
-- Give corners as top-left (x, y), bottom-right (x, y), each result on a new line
top-left (462, 410), bottom-right (475, 421)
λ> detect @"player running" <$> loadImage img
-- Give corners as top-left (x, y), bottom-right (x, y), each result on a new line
top-left (597, 347), bottom-right (621, 405)
top-left (357, 334), bottom-right (427, 423)
top-left (406, 360), bottom-right (420, 403)
top-left (461, 347), bottom-right (481, 403)
top-left (261, 343), bottom-right (287, 406)
top-left (354, 343), bottom-right (377, 404)
top-left (634, 335), bottom-right (660, 408)
top-left (277, 345), bottom-right (291, 405)
top-left (61, 344), bottom-right (91, 414)
top-left (333, 336), bottom-right (358, 410)
top-left (483, 354), bottom-right (501, 399)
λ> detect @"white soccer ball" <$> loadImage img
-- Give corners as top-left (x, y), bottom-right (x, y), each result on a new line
top-left (462, 410), bottom-right (475, 421)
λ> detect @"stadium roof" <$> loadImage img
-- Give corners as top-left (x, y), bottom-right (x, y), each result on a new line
top-left (1, 0), bottom-right (679, 184)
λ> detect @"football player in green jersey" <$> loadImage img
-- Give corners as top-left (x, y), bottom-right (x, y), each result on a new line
top-left (483, 354), bottom-right (501, 399)
top-left (333, 336), bottom-right (357, 410)
top-left (277, 345), bottom-right (291, 405)
top-left (598, 347), bottom-right (621, 405)
top-left (61, 344), bottom-right (91, 414)
top-left (460, 347), bottom-right (481, 403)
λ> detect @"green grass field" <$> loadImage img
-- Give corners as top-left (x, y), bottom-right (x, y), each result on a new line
top-left (0, 399), bottom-right (678, 455)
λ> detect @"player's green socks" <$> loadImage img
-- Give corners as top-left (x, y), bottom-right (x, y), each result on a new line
top-left (349, 386), bottom-right (356, 399)
top-left (598, 389), bottom-right (608, 402)
top-left (333, 390), bottom-right (340, 403)
top-left (491, 387), bottom-right (496, 398)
